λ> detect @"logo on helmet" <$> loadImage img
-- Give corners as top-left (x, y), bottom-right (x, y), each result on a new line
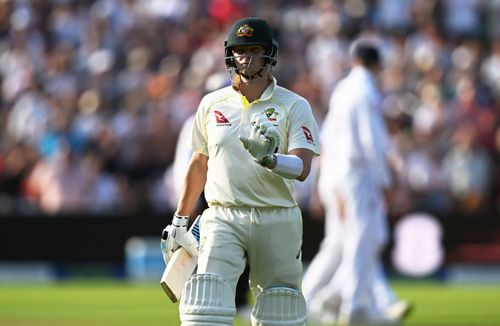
top-left (236, 24), bottom-right (254, 37)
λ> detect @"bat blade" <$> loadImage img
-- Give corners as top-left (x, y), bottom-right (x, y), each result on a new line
top-left (160, 248), bottom-right (197, 302)
top-left (160, 215), bottom-right (201, 303)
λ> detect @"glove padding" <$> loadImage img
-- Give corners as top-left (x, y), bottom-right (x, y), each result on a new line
top-left (161, 214), bottom-right (199, 265)
top-left (239, 113), bottom-right (280, 167)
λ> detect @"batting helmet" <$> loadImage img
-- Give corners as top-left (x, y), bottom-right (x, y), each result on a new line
top-left (224, 17), bottom-right (279, 72)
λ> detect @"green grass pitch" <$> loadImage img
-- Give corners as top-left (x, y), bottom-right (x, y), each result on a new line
top-left (0, 280), bottom-right (499, 325)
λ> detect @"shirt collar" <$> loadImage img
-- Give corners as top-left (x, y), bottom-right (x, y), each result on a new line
top-left (260, 76), bottom-right (277, 101)
top-left (232, 75), bottom-right (277, 102)
top-left (349, 66), bottom-right (377, 86)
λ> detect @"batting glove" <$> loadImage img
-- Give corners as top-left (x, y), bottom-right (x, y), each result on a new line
top-left (239, 114), bottom-right (280, 168)
top-left (160, 214), bottom-right (199, 265)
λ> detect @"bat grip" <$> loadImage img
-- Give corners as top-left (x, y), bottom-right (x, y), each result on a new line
top-left (161, 229), bottom-right (168, 240)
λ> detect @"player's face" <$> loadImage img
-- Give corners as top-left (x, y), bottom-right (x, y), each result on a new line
top-left (232, 45), bottom-right (266, 75)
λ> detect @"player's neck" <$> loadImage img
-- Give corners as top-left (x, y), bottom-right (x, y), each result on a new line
top-left (237, 73), bottom-right (272, 103)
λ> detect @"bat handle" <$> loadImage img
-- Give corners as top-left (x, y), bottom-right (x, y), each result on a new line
top-left (161, 229), bottom-right (168, 240)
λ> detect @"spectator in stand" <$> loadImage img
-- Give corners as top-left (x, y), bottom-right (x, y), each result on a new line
top-left (443, 122), bottom-right (493, 217)
top-left (0, 0), bottom-right (497, 221)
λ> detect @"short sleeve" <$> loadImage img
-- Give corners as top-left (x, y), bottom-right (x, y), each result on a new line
top-left (287, 98), bottom-right (321, 155)
top-left (191, 96), bottom-right (209, 156)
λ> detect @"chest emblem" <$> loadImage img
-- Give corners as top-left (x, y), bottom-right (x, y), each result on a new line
top-left (263, 108), bottom-right (279, 122)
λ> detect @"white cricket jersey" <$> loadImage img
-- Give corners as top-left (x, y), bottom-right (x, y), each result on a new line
top-left (319, 66), bottom-right (391, 191)
top-left (192, 77), bottom-right (320, 208)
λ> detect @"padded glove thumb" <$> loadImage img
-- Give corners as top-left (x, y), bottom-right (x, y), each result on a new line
top-left (239, 136), bottom-right (250, 149)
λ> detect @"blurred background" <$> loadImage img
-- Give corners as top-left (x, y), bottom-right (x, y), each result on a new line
top-left (0, 0), bottom-right (500, 319)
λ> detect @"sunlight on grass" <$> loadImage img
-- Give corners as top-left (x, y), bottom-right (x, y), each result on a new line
top-left (0, 280), bottom-right (499, 325)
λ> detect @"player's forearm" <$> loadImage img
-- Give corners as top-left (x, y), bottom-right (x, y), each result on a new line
top-left (288, 148), bottom-right (314, 182)
top-left (176, 153), bottom-right (208, 217)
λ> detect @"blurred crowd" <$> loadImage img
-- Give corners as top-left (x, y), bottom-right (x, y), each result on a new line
top-left (0, 0), bottom-right (499, 219)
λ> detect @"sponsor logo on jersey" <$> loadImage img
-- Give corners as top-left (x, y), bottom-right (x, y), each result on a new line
top-left (263, 107), bottom-right (279, 122)
top-left (214, 110), bottom-right (231, 126)
top-left (236, 24), bottom-right (254, 37)
top-left (302, 126), bottom-right (314, 143)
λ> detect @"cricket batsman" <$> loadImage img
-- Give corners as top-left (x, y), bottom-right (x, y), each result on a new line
top-left (161, 16), bottom-right (320, 325)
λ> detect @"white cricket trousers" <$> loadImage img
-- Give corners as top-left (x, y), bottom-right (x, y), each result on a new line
top-left (307, 173), bottom-right (396, 319)
top-left (197, 206), bottom-right (304, 299)
top-left (301, 197), bottom-right (343, 304)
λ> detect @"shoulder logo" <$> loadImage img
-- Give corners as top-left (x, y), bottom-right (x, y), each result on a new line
top-left (214, 110), bottom-right (231, 126)
top-left (236, 24), bottom-right (254, 37)
top-left (302, 126), bottom-right (314, 143)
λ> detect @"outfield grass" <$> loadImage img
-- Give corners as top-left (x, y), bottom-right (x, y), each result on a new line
top-left (0, 280), bottom-right (499, 325)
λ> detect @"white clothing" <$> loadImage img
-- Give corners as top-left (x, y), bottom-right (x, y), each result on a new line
top-left (197, 206), bottom-right (303, 298)
top-left (183, 76), bottom-right (320, 326)
top-left (319, 66), bottom-right (391, 193)
top-left (192, 77), bottom-right (320, 208)
top-left (164, 114), bottom-right (195, 209)
top-left (305, 66), bottom-right (397, 322)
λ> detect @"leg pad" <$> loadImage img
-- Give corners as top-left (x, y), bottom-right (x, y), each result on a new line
top-left (251, 287), bottom-right (307, 326)
top-left (180, 273), bottom-right (236, 325)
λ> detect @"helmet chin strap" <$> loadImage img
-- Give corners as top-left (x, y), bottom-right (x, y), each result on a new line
top-left (231, 67), bottom-right (266, 90)
top-left (236, 66), bottom-right (266, 80)
top-left (232, 54), bottom-right (270, 82)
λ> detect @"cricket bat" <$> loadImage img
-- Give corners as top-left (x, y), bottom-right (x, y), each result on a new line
top-left (160, 215), bottom-right (201, 303)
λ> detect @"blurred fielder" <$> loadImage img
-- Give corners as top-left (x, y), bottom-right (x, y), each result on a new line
top-left (161, 17), bottom-right (320, 326)
top-left (302, 39), bottom-right (411, 325)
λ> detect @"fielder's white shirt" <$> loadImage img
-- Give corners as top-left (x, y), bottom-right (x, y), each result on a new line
top-left (192, 77), bottom-right (320, 208)
top-left (320, 66), bottom-right (391, 192)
